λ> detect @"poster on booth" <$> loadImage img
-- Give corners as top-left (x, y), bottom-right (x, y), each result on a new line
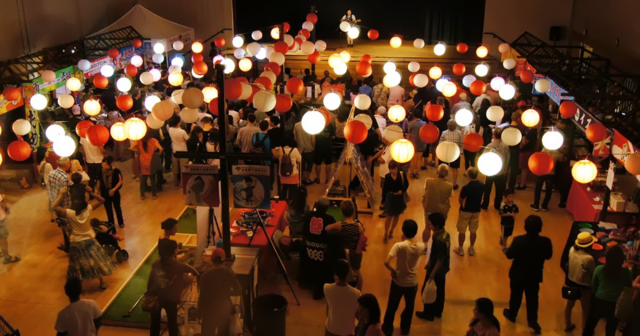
top-left (181, 164), bottom-right (220, 207)
top-left (0, 89), bottom-right (24, 115)
top-left (21, 84), bottom-right (41, 148)
top-left (231, 165), bottom-right (271, 209)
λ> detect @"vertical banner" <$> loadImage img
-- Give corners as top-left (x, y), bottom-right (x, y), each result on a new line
top-left (231, 165), bottom-right (271, 209)
top-left (21, 84), bottom-right (40, 148)
top-left (181, 164), bottom-right (220, 207)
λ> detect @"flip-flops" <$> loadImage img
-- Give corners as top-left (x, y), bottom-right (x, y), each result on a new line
top-left (3, 256), bottom-right (20, 264)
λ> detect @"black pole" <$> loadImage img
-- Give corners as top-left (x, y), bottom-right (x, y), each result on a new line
top-left (215, 62), bottom-right (233, 260)
top-left (310, 7), bottom-right (317, 100)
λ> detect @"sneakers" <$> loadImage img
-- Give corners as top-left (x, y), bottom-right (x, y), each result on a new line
top-left (540, 207), bottom-right (548, 212)
top-left (454, 246), bottom-right (464, 256)
top-left (515, 184), bottom-right (527, 190)
top-left (453, 185), bottom-right (459, 190)
top-left (530, 204), bottom-right (539, 212)
top-left (468, 246), bottom-right (475, 256)
top-left (378, 212), bottom-right (387, 218)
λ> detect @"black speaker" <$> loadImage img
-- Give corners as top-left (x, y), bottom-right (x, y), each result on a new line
top-left (550, 26), bottom-right (564, 41)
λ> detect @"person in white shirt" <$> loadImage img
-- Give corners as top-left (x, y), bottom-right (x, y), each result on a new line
top-left (381, 220), bottom-right (430, 336)
top-left (324, 259), bottom-right (362, 336)
top-left (55, 277), bottom-right (102, 336)
top-left (168, 117), bottom-right (189, 187)
top-left (564, 232), bottom-right (596, 332)
top-left (472, 93), bottom-right (489, 112)
top-left (79, 137), bottom-right (104, 186)
top-left (227, 101), bottom-right (240, 127)
top-left (340, 10), bottom-right (359, 47)
top-left (374, 106), bottom-right (387, 137)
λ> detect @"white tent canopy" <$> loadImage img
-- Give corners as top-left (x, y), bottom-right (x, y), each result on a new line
top-left (89, 4), bottom-right (195, 50)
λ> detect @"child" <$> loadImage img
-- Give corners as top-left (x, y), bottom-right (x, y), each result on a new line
top-left (499, 191), bottom-right (519, 253)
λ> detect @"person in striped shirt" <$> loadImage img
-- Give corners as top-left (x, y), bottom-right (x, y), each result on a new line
top-left (439, 120), bottom-right (463, 189)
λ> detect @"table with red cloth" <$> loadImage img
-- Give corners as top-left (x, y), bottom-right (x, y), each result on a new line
top-left (566, 180), bottom-right (604, 222)
top-left (231, 200), bottom-right (288, 247)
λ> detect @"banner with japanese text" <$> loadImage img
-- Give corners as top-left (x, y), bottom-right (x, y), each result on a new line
top-left (231, 165), bottom-right (271, 209)
top-left (0, 89), bottom-right (24, 115)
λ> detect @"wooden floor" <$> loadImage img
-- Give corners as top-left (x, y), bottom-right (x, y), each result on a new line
top-left (0, 157), bottom-right (607, 336)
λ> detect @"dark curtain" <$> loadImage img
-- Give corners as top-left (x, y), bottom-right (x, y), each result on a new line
top-left (424, 0), bottom-right (485, 45)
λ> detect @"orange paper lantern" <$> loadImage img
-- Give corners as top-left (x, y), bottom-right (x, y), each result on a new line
top-left (528, 152), bottom-right (555, 176)
top-left (124, 64), bottom-right (138, 77)
top-left (299, 29), bottom-right (311, 40)
top-left (75, 120), bottom-right (94, 138)
top-left (274, 41), bottom-right (289, 54)
top-left (254, 77), bottom-right (273, 91)
top-left (452, 63), bottom-right (466, 75)
top-left (116, 95), bottom-right (134, 111)
top-left (7, 140), bottom-right (31, 161)
top-left (426, 104), bottom-right (445, 121)
top-left (344, 120), bottom-right (368, 144)
top-left (93, 75), bottom-right (109, 89)
top-left (360, 54), bottom-right (372, 64)
top-left (318, 107), bottom-right (332, 127)
top-left (265, 62), bottom-right (281, 76)
top-left (214, 37), bottom-right (226, 48)
top-left (419, 124), bottom-right (440, 143)
top-left (2, 87), bottom-right (20, 101)
top-left (356, 62), bottom-right (372, 77)
top-left (86, 125), bottom-right (110, 146)
top-left (586, 123), bottom-right (607, 143)
top-left (132, 39), bottom-right (142, 48)
top-left (409, 73), bottom-right (417, 87)
top-left (275, 94), bottom-right (293, 113)
top-left (470, 80), bottom-right (486, 96)
top-left (520, 70), bottom-right (534, 83)
top-left (193, 61), bottom-right (208, 76)
top-left (208, 98), bottom-right (227, 116)
top-left (283, 22), bottom-right (291, 33)
top-left (192, 54), bottom-right (204, 63)
top-left (308, 51), bottom-right (321, 64)
top-left (306, 13), bottom-right (318, 24)
top-left (463, 133), bottom-right (483, 152)
top-left (559, 101), bottom-right (578, 118)
top-left (225, 78), bottom-right (243, 100)
top-left (286, 77), bottom-right (305, 95)
top-left (107, 48), bottom-right (119, 59)
top-left (456, 43), bottom-right (468, 53)
top-left (367, 29), bottom-right (379, 40)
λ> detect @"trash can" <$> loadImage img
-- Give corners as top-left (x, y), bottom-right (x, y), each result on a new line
top-left (253, 294), bottom-right (287, 336)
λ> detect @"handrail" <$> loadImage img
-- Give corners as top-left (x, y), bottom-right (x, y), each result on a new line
top-left (183, 28), bottom-right (232, 58)
top-left (483, 32), bottom-right (509, 44)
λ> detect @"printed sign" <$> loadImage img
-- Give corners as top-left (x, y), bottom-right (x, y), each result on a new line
top-left (84, 56), bottom-right (112, 79)
top-left (231, 165), bottom-right (271, 209)
top-left (612, 130), bottom-right (639, 166)
top-left (32, 66), bottom-right (75, 93)
top-left (0, 89), bottom-right (24, 115)
top-left (181, 164), bottom-right (220, 207)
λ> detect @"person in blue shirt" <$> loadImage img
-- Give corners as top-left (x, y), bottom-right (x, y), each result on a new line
top-left (359, 80), bottom-right (373, 99)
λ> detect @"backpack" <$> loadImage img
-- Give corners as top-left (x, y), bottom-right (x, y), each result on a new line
top-left (251, 133), bottom-right (269, 155)
top-left (280, 147), bottom-right (295, 177)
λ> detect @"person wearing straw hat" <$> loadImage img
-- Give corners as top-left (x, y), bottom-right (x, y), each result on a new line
top-left (563, 232), bottom-right (596, 332)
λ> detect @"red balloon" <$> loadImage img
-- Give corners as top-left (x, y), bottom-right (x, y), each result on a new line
top-left (208, 98), bottom-right (221, 116)
top-left (247, 85), bottom-right (260, 103)
top-left (75, 120), bottom-right (94, 138)
top-left (426, 104), bottom-right (444, 122)
top-left (274, 41), bottom-right (289, 54)
top-left (360, 54), bottom-right (372, 64)
top-left (456, 43), bottom-right (468, 53)
top-left (344, 120), bottom-right (368, 144)
top-left (318, 107), bottom-right (332, 127)
top-left (586, 123), bottom-right (607, 143)
top-left (520, 70), bottom-right (534, 83)
top-left (419, 124), bottom-right (440, 144)
top-left (125, 64), bottom-right (138, 77)
top-left (2, 87), bottom-right (20, 101)
top-left (463, 133), bottom-right (484, 152)
top-left (308, 50), bottom-right (321, 64)
top-left (470, 80), bottom-right (486, 96)
top-left (409, 73), bottom-right (417, 87)
top-left (236, 77), bottom-right (249, 83)
top-left (192, 54), bottom-right (204, 63)
top-left (299, 29), bottom-right (310, 40)
top-left (452, 63), bottom-right (466, 75)
top-left (293, 38), bottom-right (304, 49)
top-left (7, 140), bottom-right (31, 161)
top-left (225, 78), bottom-right (243, 100)
top-left (116, 95), bottom-right (133, 111)
top-left (275, 94), bottom-right (293, 113)
top-left (107, 48), bottom-right (119, 59)
top-left (193, 61), bottom-right (208, 76)
top-left (528, 152), bottom-right (555, 176)
top-left (93, 75), bottom-right (109, 89)
top-left (356, 61), bottom-right (372, 77)
top-left (265, 62), bottom-right (281, 76)
top-left (367, 29), bottom-right (379, 40)
top-left (559, 101), bottom-right (578, 118)
top-left (283, 22), bottom-right (290, 33)
top-left (132, 39), bottom-right (142, 49)
top-left (254, 76), bottom-right (273, 91)
top-left (214, 37), bottom-right (226, 48)
top-left (286, 77), bottom-right (305, 95)
top-left (87, 125), bottom-right (110, 146)
top-left (306, 13), bottom-right (318, 24)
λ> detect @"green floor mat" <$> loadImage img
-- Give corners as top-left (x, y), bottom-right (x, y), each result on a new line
top-left (326, 207), bottom-right (344, 222)
top-left (177, 207), bottom-right (197, 234)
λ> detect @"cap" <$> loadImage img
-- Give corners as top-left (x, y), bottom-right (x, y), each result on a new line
top-left (211, 248), bottom-right (226, 263)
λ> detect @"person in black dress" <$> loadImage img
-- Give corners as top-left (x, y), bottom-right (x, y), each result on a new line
top-left (97, 156), bottom-right (125, 227)
top-left (382, 161), bottom-right (409, 244)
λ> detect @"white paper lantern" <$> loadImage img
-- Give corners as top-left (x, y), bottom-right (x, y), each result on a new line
top-left (180, 108), bottom-right (199, 123)
top-left (384, 125), bottom-right (404, 142)
top-left (150, 69), bottom-right (161, 82)
top-left (435, 78), bottom-right (449, 92)
top-left (52, 135), bottom-right (76, 158)
top-left (83, 99), bottom-right (101, 116)
top-left (462, 75), bottom-right (476, 88)
top-left (234, 48), bottom-right (246, 59)
top-left (455, 108), bottom-right (473, 127)
top-left (315, 40), bottom-right (327, 52)
top-left (110, 122), bottom-right (126, 141)
top-left (413, 38), bottom-right (425, 49)
top-left (490, 77), bottom-right (505, 91)
top-left (433, 42), bottom-right (446, 56)
top-left (172, 40), bottom-right (184, 51)
top-left (486, 106), bottom-right (504, 122)
top-left (58, 94), bottom-right (75, 109)
top-left (355, 114), bottom-right (373, 129)
top-left (542, 129), bottom-right (564, 150)
top-left (502, 127), bottom-right (522, 146)
top-left (339, 21), bottom-right (351, 32)
top-left (116, 77), bottom-right (132, 92)
top-left (301, 110), bottom-right (326, 135)
top-left (255, 47), bottom-right (267, 60)
top-left (171, 90), bottom-right (184, 105)
top-left (222, 58), bottom-right (236, 74)
top-left (408, 62), bottom-right (420, 73)
top-left (251, 30), bottom-right (263, 41)
top-left (388, 105), bottom-right (406, 123)
top-left (66, 77), bottom-right (82, 92)
top-left (299, 41), bottom-right (315, 55)
top-left (383, 71), bottom-right (401, 88)
top-left (140, 72), bottom-right (154, 85)
top-left (124, 117), bottom-right (147, 141)
top-left (535, 78), bottom-right (551, 93)
top-left (144, 95), bottom-right (161, 111)
top-left (302, 21), bottom-right (315, 31)
top-left (146, 113), bottom-right (164, 130)
top-left (348, 26), bottom-right (360, 39)
top-left (253, 91), bottom-right (277, 112)
top-left (46, 124), bottom-right (65, 142)
top-left (270, 27), bottom-right (280, 40)
top-left (171, 57), bottom-right (184, 68)
top-left (237, 82), bottom-right (252, 100)
top-left (41, 70), bottom-right (56, 82)
top-left (260, 71), bottom-right (277, 84)
top-left (324, 92), bottom-right (341, 110)
top-left (334, 62), bottom-right (348, 75)
top-left (414, 74), bottom-right (429, 88)
top-left (30, 93), bottom-right (48, 110)
top-left (12, 119), bottom-right (31, 135)
top-left (131, 55), bottom-right (143, 68)
top-left (499, 84), bottom-right (516, 100)
top-left (100, 64), bottom-right (114, 77)
top-left (152, 53), bottom-right (164, 64)
top-left (436, 141), bottom-right (461, 163)
top-left (153, 42), bottom-right (165, 54)
top-left (77, 59), bottom-right (91, 71)
top-left (478, 151), bottom-right (503, 176)
top-left (383, 61), bottom-right (396, 74)
top-left (503, 58), bottom-right (516, 70)
top-left (390, 139), bottom-right (415, 163)
top-left (297, 35), bottom-right (307, 44)
top-left (287, 42), bottom-right (299, 54)
top-left (354, 94), bottom-right (372, 110)
top-left (340, 50), bottom-right (351, 63)
top-left (429, 66), bottom-right (442, 80)
top-left (390, 36), bottom-right (402, 48)
top-left (498, 43), bottom-right (510, 53)
top-left (475, 64), bottom-right (489, 77)
top-left (246, 42), bottom-right (261, 56)
top-left (283, 34), bottom-right (294, 46)
top-left (269, 52), bottom-right (285, 66)
top-left (192, 41), bottom-right (204, 53)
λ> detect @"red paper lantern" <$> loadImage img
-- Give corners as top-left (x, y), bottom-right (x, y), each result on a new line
top-left (247, 85), bottom-right (260, 103)
top-left (214, 37), bottom-right (226, 48)
top-left (419, 124), bottom-right (440, 144)
top-left (7, 140), bottom-right (31, 161)
top-left (265, 62), bottom-right (281, 76)
top-left (528, 152), bottom-right (555, 176)
top-left (426, 104), bottom-right (444, 122)
top-left (254, 77), bottom-right (273, 91)
top-left (456, 43), bottom-right (468, 53)
top-left (470, 80), bottom-right (486, 96)
top-left (275, 94), bottom-right (293, 113)
top-left (306, 13), bottom-right (318, 24)
top-left (520, 70), bottom-right (534, 83)
top-left (193, 61), bottom-right (208, 76)
top-left (132, 39), bottom-right (142, 48)
top-left (344, 120), bottom-right (368, 144)
top-left (283, 22), bottom-right (291, 33)
top-left (125, 64), bottom-right (138, 77)
top-left (293, 38), bottom-right (304, 49)
top-left (356, 61), bottom-right (372, 77)
top-left (192, 54), bottom-right (204, 63)
top-left (308, 51), bottom-right (321, 64)
top-left (360, 54), bottom-right (372, 64)
top-left (237, 77), bottom-right (249, 83)
top-left (2, 87), bottom-right (20, 101)
top-left (409, 73), bottom-right (417, 87)
top-left (86, 125), bottom-right (109, 146)
top-left (318, 107), bottom-right (332, 127)
top-left (452, 63), bottom-right (466, 75)
top-left (299, 29), bottom-right (310, 40)
top-left (286, 77), bottom-right (305, 95)
top-left (367, 29), bottom-right (379, 40)
top-left (93, 75), bottom-right (109, 89)
top-left (463, 133), bottom-right (484, 152)
top-left (75, 120), bottom-right (94, 138)
top-left (586, 123), bottom-right (607, 143)
top-left (209, 98), bottom-right (219, 116)
top-left (225, 78), bottom-right (243, 100)
top-left (107, 48), bottom-right (119, 59)
top-left (116, 95), bottom-right (134, 111)
top-left (559, 101), bottom-right (578, 118)
top-left (274, 41), bottom-right (289, 54)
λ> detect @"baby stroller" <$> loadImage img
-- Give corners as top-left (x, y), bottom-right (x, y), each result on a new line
top-left (90, 218), bottom-right (129, 263)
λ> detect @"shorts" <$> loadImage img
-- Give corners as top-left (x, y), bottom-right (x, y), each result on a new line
top-left (301, 152), bottom-right (314, 172)
top-left (457, 211), bottom-right (480, 233)
top-left (314, 149), bottom-right (332, 165)
top-left (0, 219), bottom-right (8, 239)
top-left (501, 225), bottom-right (514, 238)
top-left (448, 156), bottom-right (461, 169)
top-left (519, 152), bottom-right (533, 168)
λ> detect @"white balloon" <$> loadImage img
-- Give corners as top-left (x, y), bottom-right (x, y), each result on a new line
top-left (253, 91), bottom-right (277, 112)
top-left (52, 135), bottom-right (76, 158)
top-left (383, 61), bottom-right (396, 74)
top-left (455, 108), bottom-right (474, 127)
top-left (232, 35), bottom-right (244, 48)
top-left (172, 41), bottom-right (184, 51)
top-left (100, 64), bottom-right (114, 77)
top-left (499, 84), bottom-right (516, 100)
top-left (502, 127), bottom-right (522, 146)
top-left (339, 21), bottom-right (351, 32)
top-left (46, 124), bottom-right (65, 142)
top-left (414, 38), bottom-right (425, 49)
top-left (269, 52), bottom-right (285, 66)
top-left (535, 78), bottom-right (551, 93)
top-left (478, 151), bottom-right (503, 176)
top-left (140, 72), bottom-right (154, 85)
top-left (408, 62), bottom-right (420, 73)
top-left (462, 75), bottom-right (476, 88)
top-left (283, 34), bottom-right (294, 47)
top-left (302, 21), bottom-right (314, 31)
top-left (475, 64), bottom-right (489, 77)
top-left (152, 53), bottom-right (164, 64)
top-left (503, 58), bottom-right (516, 70)
top-left (436, 141), bottom-right (461, 163)
top-left (77, 59), bottom-right (91, 71)
top-left (301, 110), bottom-right (326, 135)
top-left (490, 77), bottom-right (505, 91)
top-left (355, 114), bottom-right (373, 130)
top-left (251, 30), bottom-right (263, 41)
top-left (255, 47), bottom-right (267, 60)
top-left (433, 42), bottom-right (446, 56)
top-left (300, 41), bottom-right (315, 55)
top-left (153, 42), bottom-right (165, 54)
top-left (542, 130), bottom-right (564, 150)
top-left (233, 48), bottom-right (246, 59)
top-left (486, 106), bottom-right (505, 122)
top-left (180, 108), bottom-right (199, 123)
top-left (354, 94), bottom-right (372, 111)
top-left (315, 40), bottom-right (327, 52)
top-left (414, 74), bottom-right (429, 88)
top-left (383, 71), bottom-right (401, 88)
top-left (246, 42), bottom-right (261, 56)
